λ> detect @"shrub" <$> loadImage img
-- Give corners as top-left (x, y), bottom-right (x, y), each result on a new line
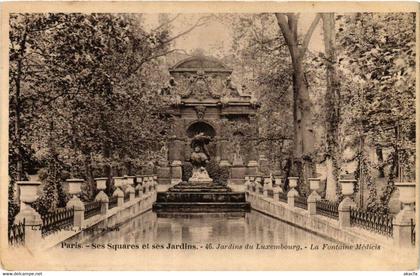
top-left (206, 160), bottom-right (229, 186)
top-left (182, 162), bottom-right (193, 181)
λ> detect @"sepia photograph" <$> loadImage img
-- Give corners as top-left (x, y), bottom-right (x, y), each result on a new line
top-left (0, 1), bottom-right (418, 271)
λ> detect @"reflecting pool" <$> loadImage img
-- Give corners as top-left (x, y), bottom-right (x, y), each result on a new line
top-left (81, 210), bottom-right (333, 247)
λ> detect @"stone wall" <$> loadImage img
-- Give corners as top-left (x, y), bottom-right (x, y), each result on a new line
top-left (247, 192), bottom-right (395, 249)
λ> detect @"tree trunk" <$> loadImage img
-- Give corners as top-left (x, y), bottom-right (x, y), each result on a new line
top-left (322, 13), bottom-right (341, 201)
top-left (275, 13), bottom-right (319, 191)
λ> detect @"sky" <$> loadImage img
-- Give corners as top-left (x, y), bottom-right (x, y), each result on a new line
top-left (142, 13), bottom-right (325, 57)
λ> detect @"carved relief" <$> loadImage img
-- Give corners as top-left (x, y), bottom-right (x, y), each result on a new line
top-left (172, 72), bottom-right (228, 100)
top-left (194, 105), bottom-right (206, 119)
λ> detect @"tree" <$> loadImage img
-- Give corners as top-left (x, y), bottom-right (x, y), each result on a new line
top-left (321, 13), bottom-right (341, 200)
top-left (337, 13), bottom-right (415, 212)
top-left (274, 13), bottom-right (321, 190)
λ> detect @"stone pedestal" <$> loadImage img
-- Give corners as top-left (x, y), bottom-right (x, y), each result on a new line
top-left (287, 188), bottom-right (298, 208)
top-left (113, 188), bottom-right (124, 207)
top-left (157, 165), bottom-right (171, 185)
top-left (230, 165), bottom-right (246, 185)
top-left (393, 182), bottom-right (416, 247)
top-left (393, 207), bottom-right (415, 247)
top-left (273, 186), bottom-right (283, 201)
top-left (136, 184), bottom-right (143, 197)
top-left (95, 191), bottom-right (109, 215)
top-left (307, 193), bottom-right (318, 216)
top-left (247, 160), bottom-right (258, 175)
top-left (67, 196), bottom-right (85, 227)
top-left (171, 160), bottom-right (182, 185)
top-left (14, 203), bottom-right (42, 251)
top-left (338, 197), bottom-right (356, 227)
top-left (126, 186), bottom-right (135, 201)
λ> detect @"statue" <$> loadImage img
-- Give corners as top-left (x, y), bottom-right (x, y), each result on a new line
top-left (232, 143), bottom-right (244, 166)
top-left (188, 132), bottom-right (213, 184)
top-left (159, 143), bottom-right (169, 166)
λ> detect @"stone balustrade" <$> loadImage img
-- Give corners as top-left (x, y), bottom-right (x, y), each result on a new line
top-left (249, 175), bottom-right (416, 248)
top-left (11, 174), bottom-right (158, 251)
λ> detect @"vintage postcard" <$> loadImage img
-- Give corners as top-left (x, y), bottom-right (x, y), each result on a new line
top-left (0, 1), bottom-right (419, 271)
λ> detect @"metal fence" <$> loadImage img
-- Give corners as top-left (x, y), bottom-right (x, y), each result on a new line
top-left (411, 219), bottom-right (416, 246)
top-left (41, 208), bottom-right (74, 237)
top-left (350, 208), bottom-right (393, 237)
top-left (8, 219), bottom-right (25, 246)
top-left (84, 201), bottom-right (101, 219)
top-left (295, 196), bottom-right (308, 210)
top-left (279, 192), bottom-right (287, 203)
top-left (109, 196), bottom-right (118, 209)
top-left (316, 200), bottom-right (339, 220)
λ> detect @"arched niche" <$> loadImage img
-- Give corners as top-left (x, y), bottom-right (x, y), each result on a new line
top-left (186, 121), bottom-right (216, 138)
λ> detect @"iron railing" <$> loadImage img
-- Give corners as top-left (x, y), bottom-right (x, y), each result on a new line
top-left (41, 208), bottom-right (74, 237)
top-left (84, 201), bottom-right (101, 219)
top-left (109, 196), bottom-right (118, 209)
top-left (411, 219), bottom-right (416, 246)
top-left (316, 200), bottom-right (339, 220)
top-left (295, 196), bottom-right (308, 210)
top-left (350, 208), bottom-right (393, 237)
top-left (279, 192), bottom-right (287, 203)
top-left (8, 219), bottom-right (25, 246)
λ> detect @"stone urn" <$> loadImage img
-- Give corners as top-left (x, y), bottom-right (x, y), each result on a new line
top-left (17, 181), bottom-right (41, 205)
top-left (340, 179), bottom-right (356, 197)
top-left (113, 177), bottom-right (125, 188)
top-left (288, 177), bottom-right (299, 189)
top-left (64, 178), bottom-right (84, 199)
top-left (95, 177), bottom-right (107, 191)
top-left (395, 182), bottom-right (415, 209)
top-left (64, 178), bottom-right (85, 210)
top-left (95, 177), bottom-right (109, 203)
top-left (308, 177), bottom-right (321, 200)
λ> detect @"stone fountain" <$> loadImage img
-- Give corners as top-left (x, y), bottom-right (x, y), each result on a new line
top-left (153, 133), bottom-right (250, 212)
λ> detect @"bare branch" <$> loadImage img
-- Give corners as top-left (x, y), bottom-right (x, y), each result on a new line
top-left (152, 14), bottom-right (181, 32)
top-left (300, 13), bottom-right (321, 57)
top-left (275, 13), bottom-right (294, 47)
top-left (161, 15), bottom-right (211, 45)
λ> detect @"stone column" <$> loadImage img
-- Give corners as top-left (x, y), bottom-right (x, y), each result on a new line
top-left (338, 179), bottom-right (357, 228)
top-left (94, 177), bottom-right (109, 215)
top-left (393, 182), bottom-right (415, 247)
top-left (287, 177), bottom-right (299, 208)
top-left (307, 178), bottom-right (321, 216)
top-left (64, 179), bottom-right (85, 228)
top-left (219, 138), bottom-right (231, 167)
top-left (14, 181), bottom-right (42, 251)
